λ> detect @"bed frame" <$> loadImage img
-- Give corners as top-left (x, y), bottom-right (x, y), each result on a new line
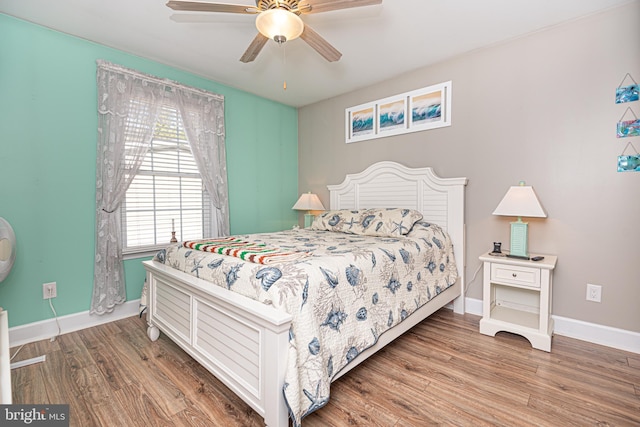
top-left (143, 161), bottom-right (467, 427)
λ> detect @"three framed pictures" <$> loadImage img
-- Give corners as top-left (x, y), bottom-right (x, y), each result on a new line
top-left (346, 81), bottom-right (451, 143)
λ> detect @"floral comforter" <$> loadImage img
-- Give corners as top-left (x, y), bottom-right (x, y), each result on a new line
top-left (153, 221), bottom-right (458, 425)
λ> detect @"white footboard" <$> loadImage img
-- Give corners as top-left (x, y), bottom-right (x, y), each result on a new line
top-left (143, 261), bottom-right (292, 427)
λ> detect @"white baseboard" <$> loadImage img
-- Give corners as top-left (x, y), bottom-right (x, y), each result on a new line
top-left (8, 299), bottom-right (141, 348)
top-left (464, 297), bottom-right (639, 354)
top-left (463, 297), bottom-right (483, 316)
top-left (552, 315), bottom-right (640, 354)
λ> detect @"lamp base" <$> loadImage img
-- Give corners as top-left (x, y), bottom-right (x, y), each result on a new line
top-left (303, 213), bottom-right (315, 228)
top-left (506, 254), bottom-right (530, 260)
top-left (509, 220), bottom-right (529, 258)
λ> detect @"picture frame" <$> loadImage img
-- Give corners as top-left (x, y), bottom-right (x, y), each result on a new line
top-left (345, 81), bottom-right (452, 143)
top-left (345, 102), bottom-right (376, 143)
top-left (377, 96), bottom-right (408, 137)
top-left (408, 81), bottom-right (452, 131)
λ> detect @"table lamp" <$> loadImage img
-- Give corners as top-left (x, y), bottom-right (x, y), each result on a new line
top-left (492, 181), bottom-right (547, 259)
top-left (292, 192), bottom-right (325, 228)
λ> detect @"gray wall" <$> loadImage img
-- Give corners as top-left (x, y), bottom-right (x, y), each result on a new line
top-left (298, 2), bottom-right (640, 333)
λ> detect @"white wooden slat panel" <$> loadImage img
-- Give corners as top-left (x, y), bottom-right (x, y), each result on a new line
top-left (155, 282), bottom-right (191, 340)
top-left (197, 324), bottom-right (260, 369)
top-left (156, 299), bottom-right (190, 333)
top-left (335, 192), bottom-right (355, 210)
top-left (196, 330), bottom-right (259, 386)
top-left (194, 300), bottom-right (261, 392)
top-left (422, 188), bottom-right (448, 230)
top-left (198, 307), bottom-right (260, 367)
top-left (358, 175), bottom-right (419, 210)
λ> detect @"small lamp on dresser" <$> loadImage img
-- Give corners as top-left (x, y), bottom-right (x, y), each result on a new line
top-left (493, 181), bottom-right (547, 259)
top-left (292, 192), bottom-right (325, 228)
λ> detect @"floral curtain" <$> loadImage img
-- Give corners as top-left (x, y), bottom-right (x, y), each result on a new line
top-left (91, 61), bottom-right (167, 315)
top-left (176, 89), bottom-right (229, 236)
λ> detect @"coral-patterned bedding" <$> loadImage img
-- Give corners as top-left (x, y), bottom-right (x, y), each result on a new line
top-left (153, 220), bottom-right (458, 425)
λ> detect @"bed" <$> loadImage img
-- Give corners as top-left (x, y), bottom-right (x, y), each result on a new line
top-left (143, 161), bottom-right (467, 427)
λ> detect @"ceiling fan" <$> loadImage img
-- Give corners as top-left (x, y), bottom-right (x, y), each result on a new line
top-left (166, 0), bottom-right (383, 63)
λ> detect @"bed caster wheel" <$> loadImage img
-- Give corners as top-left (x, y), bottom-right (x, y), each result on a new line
top-left (147, 325), bottom-right (160, 341)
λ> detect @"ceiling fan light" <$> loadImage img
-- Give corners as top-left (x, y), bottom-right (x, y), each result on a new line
top-left (256, 9), bottom-right (304, 43)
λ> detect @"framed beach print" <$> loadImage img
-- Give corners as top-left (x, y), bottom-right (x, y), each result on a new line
top-left (346, 102), bottom-right (376, 143)
top-left (377, 96), bottom-right (407, 137)
top-left (408, 81), bottom-right (452, 131)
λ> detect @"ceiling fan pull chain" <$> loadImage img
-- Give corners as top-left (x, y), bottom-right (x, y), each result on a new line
top-left (283, 43), bottom-right (287, 90)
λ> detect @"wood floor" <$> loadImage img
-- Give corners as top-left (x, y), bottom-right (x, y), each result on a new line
top-left (10, 309), bottom-right (640, 426)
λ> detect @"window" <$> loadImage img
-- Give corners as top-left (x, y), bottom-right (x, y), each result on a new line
top-left (122, 102), bottom-right (215, 255)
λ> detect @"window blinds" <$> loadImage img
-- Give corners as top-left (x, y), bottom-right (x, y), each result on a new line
top-left (122, 104), bottom-right (212, 251)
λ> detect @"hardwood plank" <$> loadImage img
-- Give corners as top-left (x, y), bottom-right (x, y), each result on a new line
top-left (40, 348), bottom-right (98, 427)
top-left (10, 365), bottom-right (48, 403)
top-left (104, 329), bottom-right (188, 417)
top-left (527, 392), bottom-right (639, 427)
top-left (533, 363), bottom-right (640, 420)
top-left (55, 331), bottom-right (101, 372)
top-left (113, 383), bottom-right (174, 427)
top-left (306, 369), bottom-right (401, 426)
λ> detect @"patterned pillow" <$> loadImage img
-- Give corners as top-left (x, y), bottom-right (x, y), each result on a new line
top-left (406, 221), bottom-right (452, 251)
top-left (311, 208), bottom-right (423, 237)
top-left (406, 220), bottom-right (444, 240)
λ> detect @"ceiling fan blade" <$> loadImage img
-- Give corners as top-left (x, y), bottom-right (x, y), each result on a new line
top-left (300, 0), bottom-right (382, 14)
top-left (240, 33), bottom-right (269, 63)
top-left (300, 25), bottom-right (342, 62)
top-left (166, 1), bottom-right (258, 14)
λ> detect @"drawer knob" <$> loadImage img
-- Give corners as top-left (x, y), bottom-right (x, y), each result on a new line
top-left (512, 273), bottom-right (517, 278)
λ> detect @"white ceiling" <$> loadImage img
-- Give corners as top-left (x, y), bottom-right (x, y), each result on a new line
top-left (0, 0), bottom-right (631, 107)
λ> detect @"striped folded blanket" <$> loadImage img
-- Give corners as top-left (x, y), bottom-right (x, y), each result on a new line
top-left (183, 237), bottom-right (311, 265)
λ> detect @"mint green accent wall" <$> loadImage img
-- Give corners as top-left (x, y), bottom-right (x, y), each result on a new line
top-left (0, 14), bottom-right (298, 328)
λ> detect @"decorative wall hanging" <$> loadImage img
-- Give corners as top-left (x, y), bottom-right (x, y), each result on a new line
top-left (408, 84), bottom-right (449, 131)
top-left (615, 73), bottom-right (639, 104)
top-left (345, 81), bottom-right (451, 143)
top-left (617, 141), bottom-right (640, 172)
top-left (347, 102), bottom-right (376, 142)
top-left (378, 96), bottom-right (407, 136)
top-left (616, 107), bottom-right (640, 138)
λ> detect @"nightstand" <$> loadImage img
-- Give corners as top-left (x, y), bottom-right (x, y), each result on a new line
top-left (479, 252), bottom-right (557, 352)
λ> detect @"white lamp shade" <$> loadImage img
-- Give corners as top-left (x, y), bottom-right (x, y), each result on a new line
top-left (493, 184), bottom-right (547, 218)
top-left (255, 9), bottom-right (304, 42)
top-left (292, 193), bottom-right (325, 211)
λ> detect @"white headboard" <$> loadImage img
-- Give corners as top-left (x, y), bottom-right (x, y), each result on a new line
top-left (327, 161), bottom-right (468, 311)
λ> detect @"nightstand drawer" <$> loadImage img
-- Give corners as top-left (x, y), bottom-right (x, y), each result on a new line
top-left (491, 264), bottom-right (540, 288)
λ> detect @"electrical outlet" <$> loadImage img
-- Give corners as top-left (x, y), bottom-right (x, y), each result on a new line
top-left (586, 283), bottom-right (601, 303)
top-left (43, 282), bottom-right (57, 299)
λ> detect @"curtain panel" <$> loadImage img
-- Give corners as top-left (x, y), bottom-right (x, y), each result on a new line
top-left (91, 60), bottom-right (228, 315)
top-left (176, 89), bottom-right (229, 236)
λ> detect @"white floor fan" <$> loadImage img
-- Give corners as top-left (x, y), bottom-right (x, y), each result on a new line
top-left (0, 217), bottom-right (16, 404)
